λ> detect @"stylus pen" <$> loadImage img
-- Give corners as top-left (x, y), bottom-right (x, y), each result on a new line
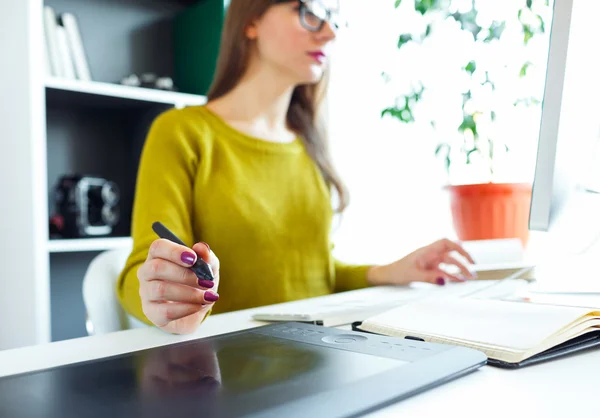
top-left (152, 221), bottom-right (214, 282)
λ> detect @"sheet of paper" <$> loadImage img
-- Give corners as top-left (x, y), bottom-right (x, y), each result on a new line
top-left (460, 239), bottom-right (525, 265)
top-left (362, 297), bottom-right (595, 351)
top-left (444, 239), bottom-right (532, 275)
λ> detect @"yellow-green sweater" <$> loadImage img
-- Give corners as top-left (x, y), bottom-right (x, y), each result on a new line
top-left (117, 106), bottom-right (371, 325)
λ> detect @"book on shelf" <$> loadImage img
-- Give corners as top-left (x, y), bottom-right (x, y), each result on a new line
top-left (43, 6), bottom-right (92, 81)
top-left (55, 24), bottom-right (76, 79)
top-left (357, 295), bottom-right (600, 368)
top-left (43, 6), bottom-right (62, 77)
top-left (59, 12), bottom-right (92, 81)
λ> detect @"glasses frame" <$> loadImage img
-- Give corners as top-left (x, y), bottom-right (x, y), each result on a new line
top-left (273, 0), bottom-right (343, 33)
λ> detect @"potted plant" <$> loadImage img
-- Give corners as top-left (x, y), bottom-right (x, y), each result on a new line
top-left (381, 0), bottom-right (551, 247)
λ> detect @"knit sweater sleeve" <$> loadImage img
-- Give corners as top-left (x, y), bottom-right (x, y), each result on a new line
top-left (333, 258), bottom-right (373, 293)
top-left (116, 109), bottom-right (203, 325)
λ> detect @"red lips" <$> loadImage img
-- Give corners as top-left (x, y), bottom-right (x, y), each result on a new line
top-left (307, 51), bottom-right (326, 63)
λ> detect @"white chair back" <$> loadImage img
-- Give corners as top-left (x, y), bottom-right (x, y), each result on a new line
top-left (82, 244), bottom-right (147, 335)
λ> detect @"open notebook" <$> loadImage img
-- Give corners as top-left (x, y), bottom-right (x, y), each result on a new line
top-left (357, 297), bottom-right (600, 368)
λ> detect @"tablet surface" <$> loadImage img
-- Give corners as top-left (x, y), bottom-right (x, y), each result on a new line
top-left (0, 323), bottom-right (486, 418)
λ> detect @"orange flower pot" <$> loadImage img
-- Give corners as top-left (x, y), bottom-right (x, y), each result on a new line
top-left (445, 182), bottom-right (533, 247)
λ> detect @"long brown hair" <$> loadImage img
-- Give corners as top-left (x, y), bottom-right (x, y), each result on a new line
top-left (206, 0), bottom-right (349, 213)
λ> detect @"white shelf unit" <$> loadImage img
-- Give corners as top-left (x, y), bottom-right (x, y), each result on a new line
top-left (45, 77), bottom-right (207, 108)
top-left (48, 237), bottom-right (133, 253)
top-left (0, 0), bottom-right (206, 350)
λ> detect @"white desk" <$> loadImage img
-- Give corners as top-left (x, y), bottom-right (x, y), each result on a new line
top-left (0, 291), bottom-right (598, 418)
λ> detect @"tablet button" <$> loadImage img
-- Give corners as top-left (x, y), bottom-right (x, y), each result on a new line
top-left (321, 334), bottom-right (368, 344)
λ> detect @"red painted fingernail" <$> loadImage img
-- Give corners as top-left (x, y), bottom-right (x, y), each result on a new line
top-left (436, 277), bottom-right (445, 286)
top-left (198, 279), bottom-right (214, 289)
top-left (204, 291), bottom-right (219, 302)
top-left (181, 251), bottom-right (196, 265)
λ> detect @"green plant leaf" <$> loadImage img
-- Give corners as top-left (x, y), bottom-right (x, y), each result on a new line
top-left (482, 71), bottom-right (496, 90)
top-left (514, 97), bottom-right (541, 106)
top-left (458, 114), bottom-right (478, 137)
top-left (464, 60), bottom-right (477, 75)
top-left (537, 14), bottom-right (545, 32)
top-left (413, 83), bottom-right (425, 101)
top-left (381, 106), bottom-right (401, 119)
top-left (523, 25), bottom-right (534, 44)
top-left (415, 0), bottom-right (437, 15)
top-left (484, 21), bottom-right (506, 42)
top-left (451, 9), bottom-right (482, 39)
top-left (466, 147), bottom-right (479, 164)
top-left (435, 143), bottom-right (450, 156)
top-left (394, 0), bottom-right (402, 8)
top-left (491, 110), bottom-right (497, 121)
top-left (425, 24), bottom-right (433, 37)
top-left (397, 33), bottom-right (413, 48)
top-left (519, 61), bottom-right (532, 77)
top-left (526, 0), bottom-right (533, 8)
top-left (462, 90), bottom-right (472, 105)
top-left (381, 105), bottom-right (414, 123)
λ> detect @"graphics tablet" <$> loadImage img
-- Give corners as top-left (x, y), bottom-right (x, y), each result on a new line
top-left (0, 323), bottom-right (487, 418)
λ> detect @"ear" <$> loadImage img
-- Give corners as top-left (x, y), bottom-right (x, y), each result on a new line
top-left (245, 22), bottom-right (258, 40)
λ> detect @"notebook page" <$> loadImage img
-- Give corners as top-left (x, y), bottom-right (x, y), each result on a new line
top-left (529, 318), bottom-right (600, 358)
top-left (555, 316), bottom-right (600, 339)
top-left (361, 297), bottom-right (594, 351)
top-left (360, 325), bottom-right (524, 363)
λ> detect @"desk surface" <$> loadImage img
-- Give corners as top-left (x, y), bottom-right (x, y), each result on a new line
top-left (0, 291), bottom-right (598, 418)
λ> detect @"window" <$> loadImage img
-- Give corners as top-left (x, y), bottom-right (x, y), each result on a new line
top-left (328, 0), bottom-right (554, 264)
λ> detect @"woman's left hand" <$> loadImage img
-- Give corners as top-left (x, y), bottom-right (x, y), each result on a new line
top-left (367, 238), bottom-right (477, 287)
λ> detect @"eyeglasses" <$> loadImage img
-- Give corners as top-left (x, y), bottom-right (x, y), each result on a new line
top-left (274, 0), bottom-right (346, 33)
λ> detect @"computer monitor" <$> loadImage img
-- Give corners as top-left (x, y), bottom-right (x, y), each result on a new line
top-left (529, 0), bottom-right (600, 256)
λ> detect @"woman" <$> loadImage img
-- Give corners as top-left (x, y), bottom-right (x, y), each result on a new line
top-left (117, 0), bottom-right (475, 335)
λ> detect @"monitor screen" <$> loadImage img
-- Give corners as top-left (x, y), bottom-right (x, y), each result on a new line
top-left (529, 0), bottom-right (600, 255)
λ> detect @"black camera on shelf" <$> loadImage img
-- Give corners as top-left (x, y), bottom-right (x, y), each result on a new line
top-left (49, 175), bottom-right (120, 238)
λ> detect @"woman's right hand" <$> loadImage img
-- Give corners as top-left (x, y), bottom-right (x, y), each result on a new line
top-left (137, 239), bottom-right (220, 335)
